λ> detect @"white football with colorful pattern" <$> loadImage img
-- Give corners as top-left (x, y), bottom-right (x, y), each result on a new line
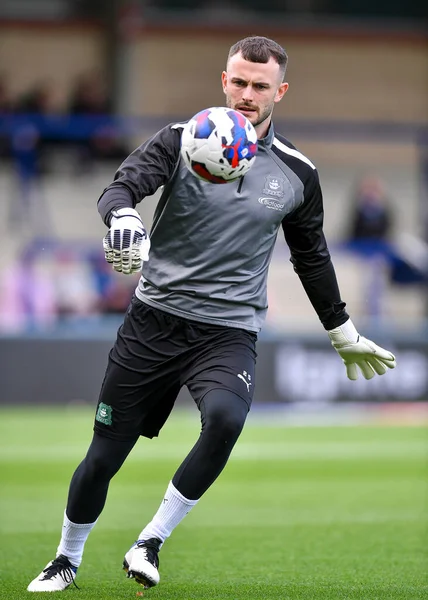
top-left (181, 106), bottom-right (258, 184)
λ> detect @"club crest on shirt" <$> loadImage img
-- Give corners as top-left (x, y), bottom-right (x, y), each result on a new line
top-left (263, 175), bottom-right (285, 198)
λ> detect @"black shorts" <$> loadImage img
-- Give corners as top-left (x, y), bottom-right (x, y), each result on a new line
top-left (93, 296), bottom-right (257, 440)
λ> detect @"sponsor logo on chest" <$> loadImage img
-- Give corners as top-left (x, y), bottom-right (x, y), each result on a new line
top-left (258, 197), bottom-right (285, 211)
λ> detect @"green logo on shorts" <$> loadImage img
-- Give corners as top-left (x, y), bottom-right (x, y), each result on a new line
top-left (96, 403), bottom-right (113, 426)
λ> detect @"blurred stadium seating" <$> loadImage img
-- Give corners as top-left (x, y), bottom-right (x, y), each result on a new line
top-left (0, 1), bottom-right (427, 409)
top-left (0, 118), bottom-right (426, 331)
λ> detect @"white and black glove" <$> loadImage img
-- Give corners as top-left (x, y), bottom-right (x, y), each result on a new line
top-left (328, 319), bottom-right (396, 381)
top-left (103, 208), bottom-right (150, 274)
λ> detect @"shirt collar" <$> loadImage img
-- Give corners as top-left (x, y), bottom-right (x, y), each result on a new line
top-left (257, 122), bottom-right (275, 149)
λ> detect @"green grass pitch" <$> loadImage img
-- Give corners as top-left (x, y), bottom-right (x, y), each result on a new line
top-left (0, 406), bottom-right (427, 599)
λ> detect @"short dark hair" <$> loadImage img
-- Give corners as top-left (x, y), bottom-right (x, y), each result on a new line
top-left (227, 36), bottom-right (288, 81)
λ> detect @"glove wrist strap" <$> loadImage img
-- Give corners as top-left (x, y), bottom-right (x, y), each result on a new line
top-left (328, 318), bottom-right (359, 346)
top-left (111, 207), bottom-right (142, 222)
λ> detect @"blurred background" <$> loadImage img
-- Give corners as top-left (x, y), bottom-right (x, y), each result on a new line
top-left (0, 0), bottom-right (427, 417)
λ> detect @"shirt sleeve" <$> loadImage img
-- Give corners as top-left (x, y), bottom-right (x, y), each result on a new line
top-left (281, 168), bottom-right (349, 330)
top-left (97, 123), bottom-right (182, 226)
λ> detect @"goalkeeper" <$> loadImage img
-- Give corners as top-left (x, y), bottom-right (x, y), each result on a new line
top-left (28, 35), bottom-right (396, 593)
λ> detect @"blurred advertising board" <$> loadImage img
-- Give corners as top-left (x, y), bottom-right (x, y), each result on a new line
top-left (269, 341), bottom-right (428, 404)
top-left (0, 335), bottom-right (427, 405)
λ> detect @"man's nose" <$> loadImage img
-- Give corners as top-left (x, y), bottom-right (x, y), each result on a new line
top-left (242, 85), bottom-right (254, 102)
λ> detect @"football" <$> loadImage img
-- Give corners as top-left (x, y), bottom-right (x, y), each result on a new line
top-left (180, 106), bottom-right (258, 184)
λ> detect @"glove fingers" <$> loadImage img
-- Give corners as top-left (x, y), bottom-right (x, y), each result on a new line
top-left (358, 360), bottom-right (376, 380)
top-left (121, 249), bottom-right (131, 274)
top-left (112, 249), bottom-right (123, 273)
top-left (367, 357), bottom-right (388, 376)
top-left (364, 338), bottom-right (396, 371)
top-left (103, 236), bottom-right (114, 264)
top-left (361, 338), bottom-right (396, 363)
top-left (345, 362), bottom-right (358, 381)
top-left (103, 220), bottom-right (149, 274)
top-left (379, 355), bottom-right (397, 370)
top-left (373, 347), bottom-right (396, 363)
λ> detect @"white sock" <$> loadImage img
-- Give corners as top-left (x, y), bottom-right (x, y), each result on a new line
top-left (56, 512), bottom-right (97, 568)
top-left (137, 481), bottom-right (198, 546)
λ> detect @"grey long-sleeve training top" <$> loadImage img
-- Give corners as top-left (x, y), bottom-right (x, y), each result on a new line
top-left (98, 121), bottom-right (349, 333)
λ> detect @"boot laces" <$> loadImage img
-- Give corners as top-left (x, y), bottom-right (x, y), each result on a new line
top-left (42, 555), bottom-right (80, 589)
top-left (135, 538), bottom-right (161, 568)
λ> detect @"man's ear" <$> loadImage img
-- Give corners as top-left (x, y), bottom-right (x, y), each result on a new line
top-left (221, 71), bottom-right (227, 94)
top-left (275, 81), bottom-right (289, 103)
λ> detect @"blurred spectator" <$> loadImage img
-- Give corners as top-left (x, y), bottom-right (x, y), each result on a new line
top-left (87, 250), bottom-right (138, 314)
top-left (8, 122), bottom-right (51, 234)
top-left (53, 248), bottom-right (99, 318)
top-left (15, 80), bottom-right (58, 115)
top-left (347, 175), bottom-right (394, 242)
top-left (0, 73), bottom-right (13, 113)
top-left (0, 240), bottom-right (138, 333)
top-left (101, 274), bottom-right (138, 314)
top-left (342, 175), bottom-right (395, 318)
top-left (69, 70), bottom-right (111, 116)
top-left (0, 252), bottom-right (57, 332)
top-left (69, 70), bottom-right (128, 171)
top-left (0, 73), bottom-right (13, 159)
top-left (343, 175), bottom-right (427, 306)
top-left (6, 80), bottom-right (60, 232)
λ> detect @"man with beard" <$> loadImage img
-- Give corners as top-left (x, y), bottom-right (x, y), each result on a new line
top-left (28, 36), bottom-right (396, 593)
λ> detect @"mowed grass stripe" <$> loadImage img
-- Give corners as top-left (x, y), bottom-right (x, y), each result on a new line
top-left (1, 439), bottom-right (427, 461)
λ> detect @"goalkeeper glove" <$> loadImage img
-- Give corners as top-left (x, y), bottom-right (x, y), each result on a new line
top-left (328, 318), bottom-right (396, 381)
top-left (103, 208), bottom-right (150, 274)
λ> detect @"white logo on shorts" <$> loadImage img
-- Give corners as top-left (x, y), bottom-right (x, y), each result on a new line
top-left (237, 371), bottom-right (252, 393)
